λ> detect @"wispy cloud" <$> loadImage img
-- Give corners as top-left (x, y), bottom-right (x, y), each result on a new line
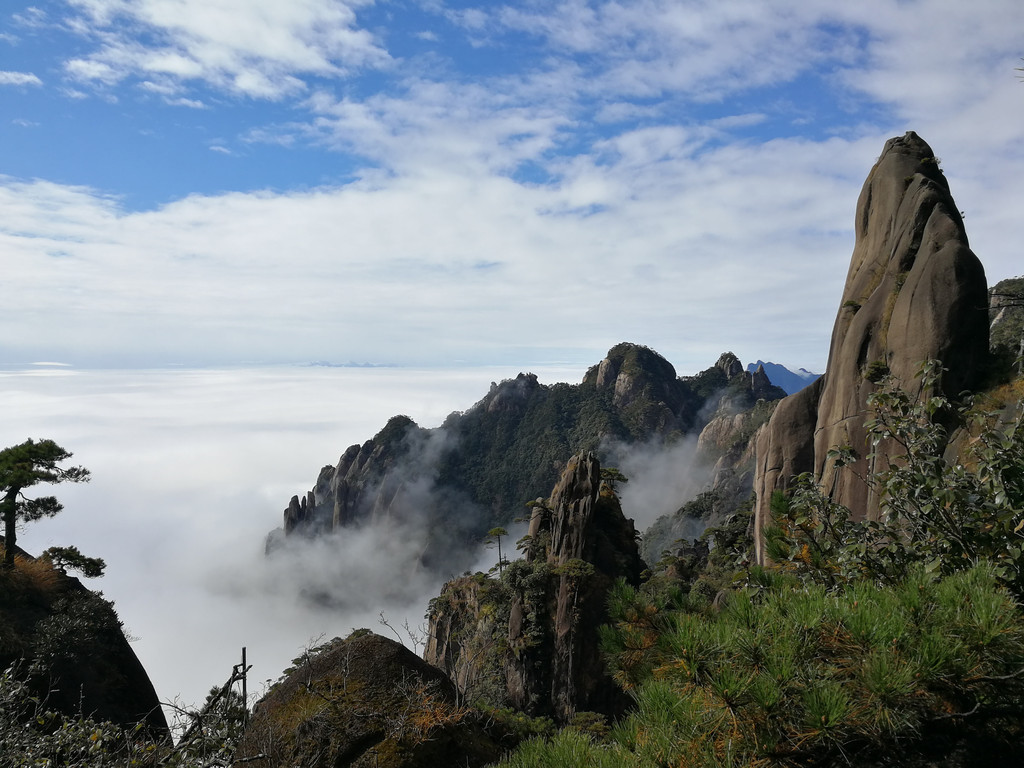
top-left (0, 70), bottom-right (42, 86)
top-left (489, 1), bottom-right (852, 101)
top-left (301, 80), bottom-right (570, 175)
top-left (62, 0), bottom-right (390, 98)
top-left (12, 6), bottom-right (47, 29)
top-left (1, 0), bottom-right (1022, 374)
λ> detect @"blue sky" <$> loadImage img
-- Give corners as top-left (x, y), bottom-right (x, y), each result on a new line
top-left (3, 0), bottom-right (1023, 372)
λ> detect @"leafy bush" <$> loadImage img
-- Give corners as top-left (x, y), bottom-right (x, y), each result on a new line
top-left (765, 361), bottom-right (1024, 595)
top-left (499, 362), bottom-right (1024, 767)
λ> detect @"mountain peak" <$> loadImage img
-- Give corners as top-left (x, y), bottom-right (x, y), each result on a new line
top-left (745, 361), bottom-right (821, 395)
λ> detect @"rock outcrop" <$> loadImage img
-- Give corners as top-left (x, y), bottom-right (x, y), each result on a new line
top-left (238, 632), bottom-right (506, 768)
top-left (278, 414), bottom-right (430, 540)
top-left (990, 276), bottom-right (1024, 362)
top-left (753, 132), bottom-right (990, 562)
top-left (0, 543), bottom-right (169, 738)
top-left (425, 451), bottom-right (645, 723)
top-left (583, 342), bottom-right (700, 435)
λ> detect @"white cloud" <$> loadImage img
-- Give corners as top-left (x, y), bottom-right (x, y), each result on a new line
top-left (12, 6), bottom-right (47, 28)
top-left (62, 0), bottom-right (390, 98)
top-left (2, 366), bottom-right (552, 708)
top-left (0, 158), bottom-right (737, 367)
top-left (0, 70), bottom-right (42, 86)
top-left (3, 0), bottom-right (1023, 378)
top-left (492, 1), bottom-right (847, 100)
top-left (301, 79), bottom-right (569, 175)
top-left (166, 95), bottom-right (205, 108)
top-left (65, 56), bottom-right (121, 84)
top-left (3, 97), bottom-right (1023, 375)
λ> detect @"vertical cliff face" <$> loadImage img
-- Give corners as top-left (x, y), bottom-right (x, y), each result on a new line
top-left (425, 451), bottom-right (644, 723)
top-left (753, 132), bottom-right (990, 562)
top-left (521, 451), bottom-right (644, 721)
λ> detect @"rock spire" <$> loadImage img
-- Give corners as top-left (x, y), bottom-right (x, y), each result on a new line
top-left (753, 132), bottom-right (989, 562)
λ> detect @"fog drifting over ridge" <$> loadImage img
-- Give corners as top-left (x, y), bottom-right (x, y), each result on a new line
top-left (0, 364), bottom-right (584, 709)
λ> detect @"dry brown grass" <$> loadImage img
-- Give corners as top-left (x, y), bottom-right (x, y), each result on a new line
top-left (979, 376), bottom-right (1024, 410)
top-left (0, 547), bottom-right (66, 600)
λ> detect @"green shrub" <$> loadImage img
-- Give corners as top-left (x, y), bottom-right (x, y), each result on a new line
top-left (767, 361), bottom-right (1024, 595)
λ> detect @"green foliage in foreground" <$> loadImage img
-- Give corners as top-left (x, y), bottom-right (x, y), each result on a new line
top-left (0, 667), bottom-right (156, 767)
top-left (499, 365), bottom-right (1024, 767)
top-left (765, 361), bottom-right (1024, 596)
top-left (499, 565), bottom-right (1024, 768)
top-left (0, 666), bottom-right (246, 768)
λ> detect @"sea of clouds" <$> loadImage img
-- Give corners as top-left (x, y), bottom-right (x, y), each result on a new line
top-left (1, 364), bottom-right (587, 711)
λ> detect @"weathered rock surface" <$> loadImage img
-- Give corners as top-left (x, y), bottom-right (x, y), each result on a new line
top-left (238, 632), bottom-right (505, 768)
top-left (753, 132), bottom-right (990, 562)
top-left (584, 342), bottom-right (700, 435)
top-left (0, 543), bottom-right (169, 738)
top-left (425, 451), bottom-right (645, 723)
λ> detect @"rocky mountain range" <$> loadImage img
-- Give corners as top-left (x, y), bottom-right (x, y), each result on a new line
top-left (269, 133), bottom-right (1021, 593)
top-left (253, 132), bottom-right (1023, 757)
top-left (268, 345), bottom-right (788, 578)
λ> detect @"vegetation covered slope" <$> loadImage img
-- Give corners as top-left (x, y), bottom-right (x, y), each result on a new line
top-left (990, 275), bottom-right (1024, 370)
top-left (494, 366), bottom-right (1024, 768)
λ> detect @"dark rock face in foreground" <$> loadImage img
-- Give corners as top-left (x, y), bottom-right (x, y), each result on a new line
top-left (238, 632), bottom-right (505, 768)
top-left (0, 543), bottom-right (169, 738)
top-left (425, 451), bottom-right (645, 723)
top-left (753, 132), bottom-right (990, 562)
top-left (514, 451), bottom-right (645, 721)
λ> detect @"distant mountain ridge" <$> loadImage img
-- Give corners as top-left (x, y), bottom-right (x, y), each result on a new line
top-left (744, 360), bottom-right (821, 395)
top-left (268, 345), bottom-right (789, 578)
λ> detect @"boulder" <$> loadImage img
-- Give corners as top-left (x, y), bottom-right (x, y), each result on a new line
top-left (238, 632), bottom-right (504, 768)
